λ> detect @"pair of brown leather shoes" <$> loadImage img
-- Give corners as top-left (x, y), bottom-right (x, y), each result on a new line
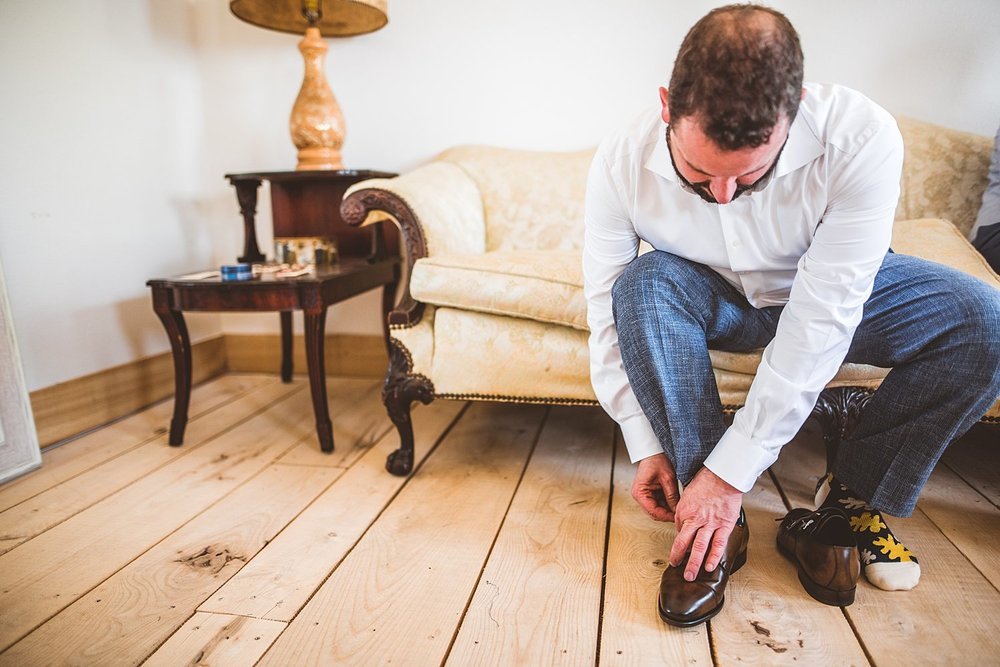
top-left (777, 507), bottom-right (860, 606)
top-left (657, 522), bottom-right (749, 627)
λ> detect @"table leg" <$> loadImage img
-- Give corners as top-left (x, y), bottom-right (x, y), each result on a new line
top-left (303, 306), bottom-right (334, 453)
top-left (151, 287), bottom-right (192, 446)
top-left (280, 311), bottom-right (293, 382)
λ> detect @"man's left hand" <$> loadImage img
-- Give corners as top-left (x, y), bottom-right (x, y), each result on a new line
top-left (669, 467), bottom-right (744, 582)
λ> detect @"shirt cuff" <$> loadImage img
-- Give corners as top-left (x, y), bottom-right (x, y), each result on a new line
top-left (619, 412), bottom-right (663, 463)
top-left (702, 426), bottom-right (779, 493)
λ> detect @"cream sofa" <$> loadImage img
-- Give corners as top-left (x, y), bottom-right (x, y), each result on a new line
top-left (341, 118), bottom-right (1000, 475)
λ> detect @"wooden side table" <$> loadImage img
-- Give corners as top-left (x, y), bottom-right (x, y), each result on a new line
top-left (148, 260), bottom-right (398, 453)
top-left (148, 168), bottom-right (399, 454)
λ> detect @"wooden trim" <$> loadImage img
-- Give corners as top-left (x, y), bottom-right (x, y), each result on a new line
top-left (224, 333), bottom-right (387, 379)
top-left (29, 337), bottom-right (227, 449)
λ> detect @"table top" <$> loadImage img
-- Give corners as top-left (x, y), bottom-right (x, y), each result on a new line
top-left (147, 257), bottom-right (398, 289)
top-left (225, 169), bottom-right (396, 183)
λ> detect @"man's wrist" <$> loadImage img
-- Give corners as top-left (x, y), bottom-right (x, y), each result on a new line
top-left (696, 465), bottom-right (742, 495)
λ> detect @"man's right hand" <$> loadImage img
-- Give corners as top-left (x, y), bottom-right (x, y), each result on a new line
top-left (631, 453), bottom-right (680, 522)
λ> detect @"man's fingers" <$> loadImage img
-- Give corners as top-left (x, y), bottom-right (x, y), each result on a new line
top-left (634, 490), bottom-right (673, 522)
top-left (683, 527), bottom-right (714, 581)
top-left (703, 525), bottom-right (733, 572)
top-left (659, 472), bottom-right (679, 511)
top-left (668, 521), bottom-right (697, 567)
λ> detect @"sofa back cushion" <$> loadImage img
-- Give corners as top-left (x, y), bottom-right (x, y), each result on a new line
top-left (437, 145), bottom-right (595, 252)
top-left (896, 117), bottom-right (992, 237)
top-left (435, 117), bottom-right (992, 252)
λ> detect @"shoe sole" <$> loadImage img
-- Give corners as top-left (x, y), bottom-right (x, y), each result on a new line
top-left (657, 548), bottom-right (747, 627)
top-left (777, 541), bottom-right (856, 607)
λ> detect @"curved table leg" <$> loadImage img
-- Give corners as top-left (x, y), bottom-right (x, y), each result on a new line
top-left (151, 286), bottom-right (191, 446)
top-left (303, 306), bottom-right (334, 453)
top-left (280, 311), bottom-right (293, 382)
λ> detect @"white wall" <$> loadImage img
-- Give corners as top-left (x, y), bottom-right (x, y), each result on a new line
top-left (2, 0), bottom-right (998, 391)
top-left (0, 0), bottom-right (224, 391)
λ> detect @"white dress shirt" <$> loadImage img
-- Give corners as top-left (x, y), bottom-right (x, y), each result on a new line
top-left (583, 82), bottom-right (904, 492)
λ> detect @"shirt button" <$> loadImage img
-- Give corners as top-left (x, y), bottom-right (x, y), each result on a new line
top-left (731, 240), bottom-right (740, 247)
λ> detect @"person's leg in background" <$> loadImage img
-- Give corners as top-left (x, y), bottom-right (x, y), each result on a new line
top-left (971, 125), bottom-right (1000, 272)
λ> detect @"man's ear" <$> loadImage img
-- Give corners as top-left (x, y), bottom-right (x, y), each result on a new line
top-left (801, 86), bottom-right (807, 101)
top-left (659, 87), bottom-right (671, 124)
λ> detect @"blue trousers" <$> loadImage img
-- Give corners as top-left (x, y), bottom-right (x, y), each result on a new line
top-left (612, 251), bottom-right (1000, 517)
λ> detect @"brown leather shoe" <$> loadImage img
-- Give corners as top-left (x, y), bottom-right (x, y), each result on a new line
top-left (777, 507), bottom-right (860, 606)
top-left (657, 521), bottom-right (749, 627)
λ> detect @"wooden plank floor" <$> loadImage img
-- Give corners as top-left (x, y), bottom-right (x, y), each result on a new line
top-left (0, 373), bottom-right (997, 666)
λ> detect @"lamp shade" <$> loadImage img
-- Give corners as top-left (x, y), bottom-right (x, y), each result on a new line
top-left (229, 0), bottom-right (388, 37)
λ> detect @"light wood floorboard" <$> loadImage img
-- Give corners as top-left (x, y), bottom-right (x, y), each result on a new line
top-left (599, 433), bottom-right (713, 666)
top-left (258, 402), bottom-right (546, 666)
top-left (143, 612), bottom-right (287, 667)
top-left (0, 374), bottom-right (269, 513)
top-left (0, 373), bottom-right (996, 666)
top-left (446, 406), bottom-right (615, 666)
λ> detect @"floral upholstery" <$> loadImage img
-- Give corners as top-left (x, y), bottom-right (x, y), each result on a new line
top-left (436, 145), bottom-right (594, 252)
top-left (896, 117), bottom-right (993, 237)
top-left (410, 250), bottom-right (587, 330)
top-left (348, 117), bottom-right (1000, 422)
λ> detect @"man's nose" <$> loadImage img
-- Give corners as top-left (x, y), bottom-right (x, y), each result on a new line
top-left (710, 178), bottom-right (737, 205)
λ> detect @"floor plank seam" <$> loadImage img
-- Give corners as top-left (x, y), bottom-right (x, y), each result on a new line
top-left (0, 384), bottom-right (308, 558)
top-left (706, 618), bottom-right (721, 667)
top-left (0, 432), bottom-right (311, 656)
top-left (941, 460), bottom-right (1000, 511)
top-left (913, 504), bottom-right (1000, 596)
top-left (767, 467), bottom-right (794, 512)
top-left (137, 608), bottom-right (203, 665)
top-left (256, 401), bottom-right (472, 631)
top-left (0, 378), bottom-right (278, 511)
top-left (593, 427), bottom-right (619, 667)
top-left (840, 606), bottom-right (877, 667)
top-left (439, 405), bottom-right (551, 666)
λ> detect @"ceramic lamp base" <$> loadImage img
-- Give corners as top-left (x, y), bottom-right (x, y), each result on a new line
top-left (290, 26), bottom-right (345, 171)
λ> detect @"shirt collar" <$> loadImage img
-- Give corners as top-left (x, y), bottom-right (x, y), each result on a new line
top-left (643, 112), bottom-right (825, 182)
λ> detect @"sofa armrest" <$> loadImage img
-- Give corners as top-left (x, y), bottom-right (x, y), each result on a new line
top-left (341, 162), bottom-right (486, 327)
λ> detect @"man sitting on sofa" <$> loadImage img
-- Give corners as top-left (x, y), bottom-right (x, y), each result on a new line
top-left (584, 3), bottom-right (1000, 626)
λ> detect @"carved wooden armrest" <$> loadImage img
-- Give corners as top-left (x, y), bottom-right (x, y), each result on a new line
top-left (341, 162), bottom-right (486, 327)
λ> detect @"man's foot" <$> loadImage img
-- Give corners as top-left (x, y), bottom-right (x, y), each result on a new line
top-left (815, 474), bottom-right (920, 591)
top-left (777, 507), bottom-right (860, 606)
top-left (657, 509), bottom-right (748, 626)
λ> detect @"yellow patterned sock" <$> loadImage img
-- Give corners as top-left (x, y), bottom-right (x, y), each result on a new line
top-left (816, 474), bottom-right (921, 591)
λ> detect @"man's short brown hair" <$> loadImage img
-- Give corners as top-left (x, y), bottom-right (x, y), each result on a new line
top-left (668, 4), bottom-right (804, 151)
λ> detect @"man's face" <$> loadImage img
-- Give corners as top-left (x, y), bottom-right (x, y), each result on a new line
top-left (666, 116), bottom-right (789, 205)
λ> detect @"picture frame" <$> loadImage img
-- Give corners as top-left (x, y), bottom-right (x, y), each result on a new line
top-left (0, 257), bottom-right (41, 484)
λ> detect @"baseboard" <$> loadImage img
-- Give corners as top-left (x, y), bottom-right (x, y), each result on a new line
top-left (224, 333), bottom-right (387, 379)
top-left (29, 336), bottom-right (228, 449)
top-left (26, 333), bottom-right (384, 451)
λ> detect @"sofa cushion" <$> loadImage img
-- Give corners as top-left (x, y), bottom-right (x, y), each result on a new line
top-left (890, 218), bottom-right (1000, 287)
top-left (410, 250), bottom-right (588, 331)
top-left (895, 118), bottom-right (993, 237)
top-left (437, 146), bottom-right (594, 253)
top-left (411, 218), bottom-right (999, 369)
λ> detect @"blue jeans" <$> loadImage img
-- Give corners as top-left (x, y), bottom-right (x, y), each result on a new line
top-left (611, 251), bottom-right (1000, 516)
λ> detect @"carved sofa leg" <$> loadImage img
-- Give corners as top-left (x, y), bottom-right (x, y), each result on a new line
top-left (382, 339), bottom-right (435, 476)
top-left (811, 387), bottom-right (873, 482)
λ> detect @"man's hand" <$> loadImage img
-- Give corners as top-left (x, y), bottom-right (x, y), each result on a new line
top-left (631, 454), bottom-right (680, 522)
top-left (669, 467), bottom-right (743, 582)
